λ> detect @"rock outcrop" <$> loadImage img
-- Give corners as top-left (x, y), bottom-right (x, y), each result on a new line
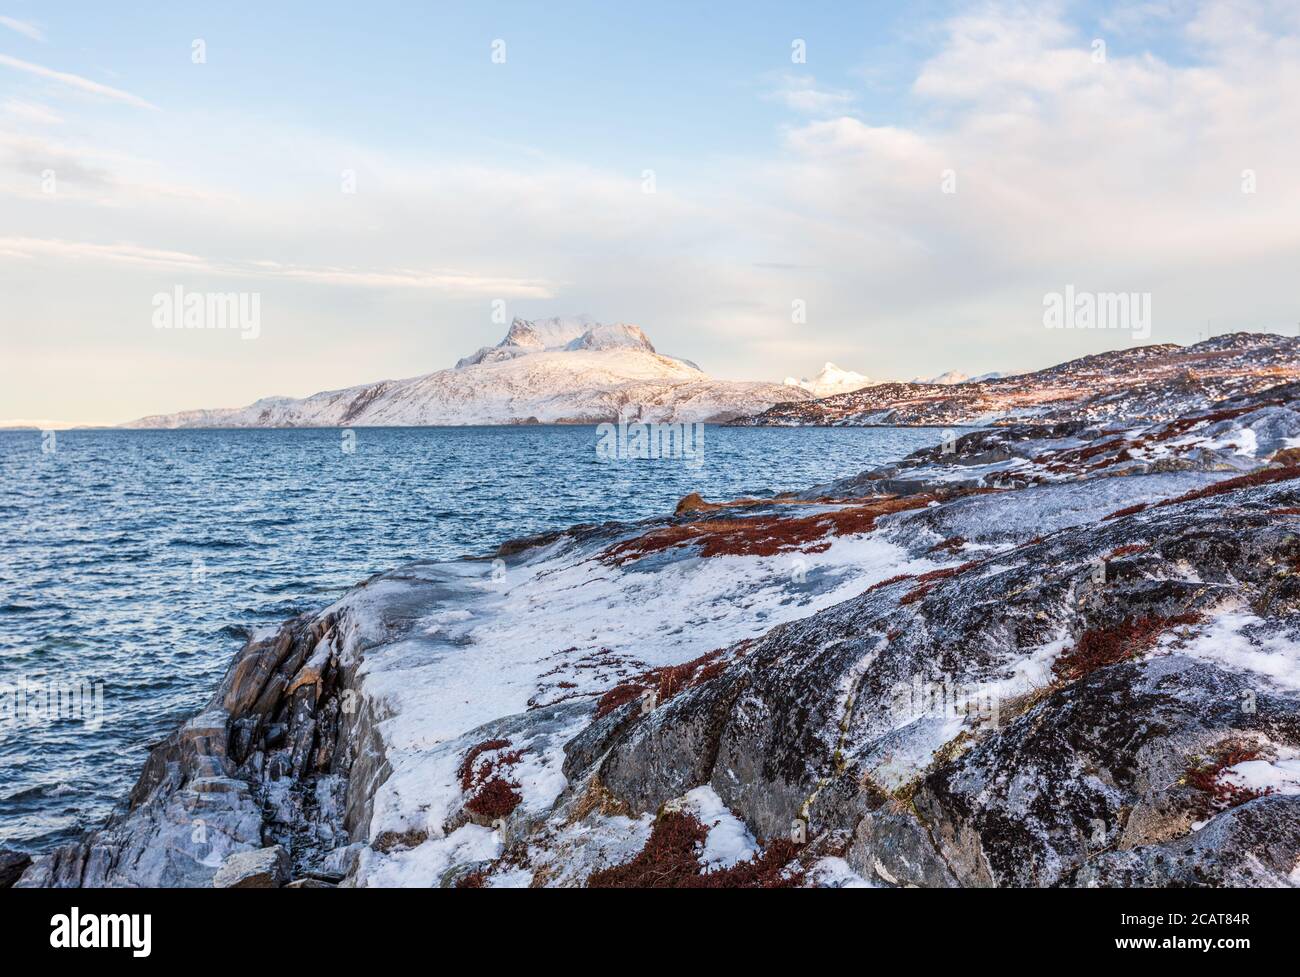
top-left (0, 850), bottom-right (31, 888)
top-left (211, 845), bottom-right (290, 888)
top-left (22, 373), bottom-right (1300, 888)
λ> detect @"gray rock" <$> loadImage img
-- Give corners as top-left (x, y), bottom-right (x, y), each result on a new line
top-left (847, 802), bottom-right (959, 888)
top-left (212, 846), bottom-right (290, 888)
top-left (1069, 795), bottom-right (1300, 887)
top-left (0, 849), bottom-right (31, 888)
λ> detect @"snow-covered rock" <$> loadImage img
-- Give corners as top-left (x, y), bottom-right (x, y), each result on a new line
top-left (126, 318), bottom-right (807, 427)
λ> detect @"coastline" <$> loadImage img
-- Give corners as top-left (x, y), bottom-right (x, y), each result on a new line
top-left (14, 378), bottom-right (1300, 888)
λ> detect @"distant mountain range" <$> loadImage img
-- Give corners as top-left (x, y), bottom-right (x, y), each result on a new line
top-left (735, 333), bottom-right (1300, 427)
top-left (122, 325), bottom-right (1298, 431)
top-left (125, 317), bottom-right (810, 427)
top-left (782, 363), bottom-right (1005, 398)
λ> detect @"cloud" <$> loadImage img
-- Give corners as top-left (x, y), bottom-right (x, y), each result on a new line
top-left (2, 97), bottom-right (62, 125)
top-left (0, 54), bottom-right (156, 109)
top-left (0, 236), bottom-right (558, 296)
top-left (6, 0), bottom-right (1300, 424)
top-left (767, 1), bottom-right (1300, 315)
top-left (765, 74), bottom-right (857, 115)
top-left (0, 15), bottom-right (44, 41)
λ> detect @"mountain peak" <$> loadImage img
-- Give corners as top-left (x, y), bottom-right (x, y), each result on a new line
top-left (457, 317), bottom-right (659, 368)
top-left (562, 322), bottom-right (656, 353)
top-left (785, 362), bottom-right (873, 397)
top-left (501, 315), bottom-right (595, 350)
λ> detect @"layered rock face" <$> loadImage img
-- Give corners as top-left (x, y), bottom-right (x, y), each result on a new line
top-left (18, 611), bottom-right (382, 887)
top-left (21, 376), bottom-right (1300, 888)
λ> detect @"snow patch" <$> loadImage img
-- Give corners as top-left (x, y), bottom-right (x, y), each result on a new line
top-left (679, 786), bottom-right (757, 870)
top-left (1174, 612), bottom-right (1300, 691)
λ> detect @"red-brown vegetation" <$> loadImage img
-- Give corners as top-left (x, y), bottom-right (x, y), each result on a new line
top-left (465, 776), bottom-right (523, 820)
top-left (1145, 401), bottom-right (1281, 444)
top-left (1185, 741), bottom-right (1274, 812)
top-left (594, 649), bottom-right (729, 719)
top-left (459, 738), bottom-right (525, 820)
top-left (601, 493), bottom-right (1003, 564)
top-left (459, 738), bottom-right (510, 791)
top-left (1102, 502), bottom-right (1149, 521)
top-left (1052, 613), bottom-right (1202, 683)
top-left (587, 810), bottom-right (805, 888)
top-left (865, 573), bottom-right (915, 594)
top-left (1150, 466), bottom-right (1300, 510)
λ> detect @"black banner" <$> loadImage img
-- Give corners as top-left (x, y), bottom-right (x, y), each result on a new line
top-left (0, 886), bottom-right (1284, 962)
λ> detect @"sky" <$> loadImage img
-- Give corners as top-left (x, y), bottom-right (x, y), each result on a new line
top-left (2, 0), bottom-right (1299, 425)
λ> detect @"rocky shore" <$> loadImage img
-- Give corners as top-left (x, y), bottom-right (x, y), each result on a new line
top-left (14, 370), bottom-right (1300, 887)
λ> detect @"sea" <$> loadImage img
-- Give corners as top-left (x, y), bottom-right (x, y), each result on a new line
top-left (0, 424), bottom-right (942, 854)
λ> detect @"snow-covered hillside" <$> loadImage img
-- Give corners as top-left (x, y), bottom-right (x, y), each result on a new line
top-left (126, 317), bottom-right (808, 427)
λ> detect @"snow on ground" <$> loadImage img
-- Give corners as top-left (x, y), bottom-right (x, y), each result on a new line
top-left (678, 786), bottom-right (758, 870)
top-left (359, 822), bottom-right (500, 887)
top-left (1172, 611), bottom-right (1300, 693)
top-left (340, 514), bottom-right (946, 886)
top-left (1222, 754), bottom-right (1300, 797)
top-left (808, 857), bottom-right (876, 888)
top-left (1201, 426), bottom-right (1258, 457)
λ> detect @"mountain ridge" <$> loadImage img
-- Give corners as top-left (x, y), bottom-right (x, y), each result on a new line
top-left (736, 332), bottom-right (1300, 428)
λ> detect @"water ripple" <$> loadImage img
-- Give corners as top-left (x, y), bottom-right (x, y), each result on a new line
top-left (0, 424), bottom-right (940, 853)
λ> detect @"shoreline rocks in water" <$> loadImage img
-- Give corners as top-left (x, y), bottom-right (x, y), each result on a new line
top-left (19, 376), bottom-right (1300, 887)
top-left (0, 850), bottom-right (31, 888)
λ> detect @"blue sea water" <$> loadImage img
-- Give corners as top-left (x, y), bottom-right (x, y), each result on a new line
top-left (0, 424), bottom-right (941, 854)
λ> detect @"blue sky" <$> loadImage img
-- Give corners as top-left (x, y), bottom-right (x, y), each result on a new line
top-left (3, 1), bottom-right (1300, 423)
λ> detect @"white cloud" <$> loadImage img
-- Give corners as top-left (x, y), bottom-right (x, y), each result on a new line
top-left (763, 0), bottom-right (1300, 330)
top-left (766, 74), bottom-right (857, 115)
top-left (5, 0), bottom-right (1300, 423)
top-left (2, 97), bottom-right (62, 125)
top-left (0, 236), bottom-right (557, 296)
top-left (0, 54), bottom-right (156, 109)
top-left (0, 15), bottom-right (44, 42)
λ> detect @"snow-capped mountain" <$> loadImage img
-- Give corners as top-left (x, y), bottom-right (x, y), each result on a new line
top-left (125, 318), bottom-right (809, 427)
top-left (784, 362), bottom-right (874, 397)
top-left (906, 369), bottom-right (1004, 385)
